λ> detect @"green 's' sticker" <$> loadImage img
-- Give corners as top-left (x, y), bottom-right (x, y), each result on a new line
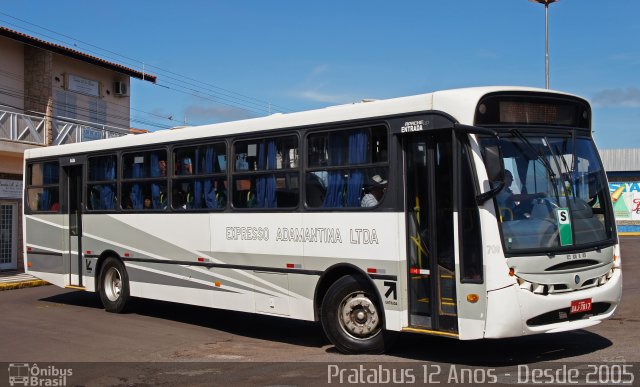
top-left (556, 208), bottom-right (573, 246)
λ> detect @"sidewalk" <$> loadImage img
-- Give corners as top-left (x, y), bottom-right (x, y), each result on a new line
top-left (0, 270), bottom-right (49, 291)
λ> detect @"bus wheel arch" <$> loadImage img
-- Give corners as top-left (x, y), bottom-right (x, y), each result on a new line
top-left (314, 264), bottom-right (394, 354)
top-left (314, 264), bottom-right (385, 323)
top-left (96, 253), bottom-right (131, 313)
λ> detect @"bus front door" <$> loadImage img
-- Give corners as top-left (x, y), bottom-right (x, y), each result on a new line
top-left (63, 164), bottom-right (84, 287)
top-left (404, 132), bottom-right (458, 333)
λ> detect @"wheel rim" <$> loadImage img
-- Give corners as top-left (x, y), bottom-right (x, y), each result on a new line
top-left (104, 267), bottom-right (122, 302)
top-left (338, 291), bottom-right (381, 339)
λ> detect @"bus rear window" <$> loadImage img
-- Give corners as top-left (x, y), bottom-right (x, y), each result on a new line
top-left (27, 161), bottom-right (60, 212)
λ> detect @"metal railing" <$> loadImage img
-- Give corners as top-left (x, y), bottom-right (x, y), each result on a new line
top-left (0, 107), bottom-right (129, 146)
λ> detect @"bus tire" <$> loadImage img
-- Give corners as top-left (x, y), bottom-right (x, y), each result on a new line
top-left (320, 275), bottom-right (394, 354)
top-left (98, 257), bottom-right (130, 313)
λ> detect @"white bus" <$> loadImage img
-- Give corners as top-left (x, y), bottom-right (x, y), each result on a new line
top-left (23, 87), bottom-right (622, 354)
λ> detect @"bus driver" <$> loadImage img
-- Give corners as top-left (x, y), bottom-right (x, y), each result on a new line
top-left (497, 170), bottom-right (545, 219)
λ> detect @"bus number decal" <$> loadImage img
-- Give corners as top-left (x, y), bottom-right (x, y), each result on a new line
top-left (486, 245), bottom-right (501, 255)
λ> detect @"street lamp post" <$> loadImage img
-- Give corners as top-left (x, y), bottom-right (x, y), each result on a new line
top-left (530, 0), bottom-right (558, 89)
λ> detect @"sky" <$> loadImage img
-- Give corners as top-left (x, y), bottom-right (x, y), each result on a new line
top-left (1, 1), bottom-right (639, 149)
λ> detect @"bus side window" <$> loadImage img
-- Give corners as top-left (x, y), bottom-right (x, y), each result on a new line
top-left (120, 149), bottom-right (167, 211)
top-left (459, 138), bottom-right (483, 282)
top-left (306, 125), bottom-right (388, 209)
top-left (87, 155), bottom-right (117, 211)
top-left (172, 143), bottom-right (227, 211)
top-left (232, 135), bottom-right (299, 209)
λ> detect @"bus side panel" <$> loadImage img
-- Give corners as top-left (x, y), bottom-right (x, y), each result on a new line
top-left (484, 284), bottom-right (524, 338)
top-left (24, 214), bottom-right (67, 288)
top-left (82, 213), bottom-right (244, 311)
top-left (210, 213), bottom-right (307, 318)
top-left (302, 212), bottom-right (405, 331)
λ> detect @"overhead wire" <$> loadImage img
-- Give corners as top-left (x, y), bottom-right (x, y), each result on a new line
top-left (0, 66), bottom-right (265, 122)
top-left (0, 13), bottom-right (295, 115)
top-left (0, 70), bottom-right (175, 129)
top-left (0, 84), bottom-right (174, 131)
top-left (0, 67), bottom-right (183, 128)
top-left (0, 18), bottom-right (281, 116)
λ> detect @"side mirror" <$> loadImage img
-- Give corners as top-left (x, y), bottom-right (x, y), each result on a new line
top-left (484, 144), bottom-right (504, 183)
top-left (476, 142), bottom-right (505, 204)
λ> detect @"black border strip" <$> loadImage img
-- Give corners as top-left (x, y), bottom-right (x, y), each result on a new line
top-left (120, 257), bottom-right (397, 281)
top-left (27, 251), bottom-right (63, 257)
top-left (369, 273), bottom-right (397, 281)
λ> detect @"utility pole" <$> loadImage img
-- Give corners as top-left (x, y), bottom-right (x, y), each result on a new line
top-left (529, 0), bottom-right (558, 89)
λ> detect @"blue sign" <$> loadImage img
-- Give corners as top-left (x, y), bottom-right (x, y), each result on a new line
top-left (82, 128), bottom-right (103, 142)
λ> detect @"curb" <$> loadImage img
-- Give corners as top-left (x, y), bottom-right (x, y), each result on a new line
top-left (0, 280), bottom-right (50, 291)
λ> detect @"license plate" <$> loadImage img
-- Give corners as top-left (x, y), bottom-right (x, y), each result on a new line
top-left (570, 298), bottom-right (592, 314)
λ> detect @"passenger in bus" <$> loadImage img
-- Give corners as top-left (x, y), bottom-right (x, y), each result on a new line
top-left (361, 175), bottom-right (387, 207)
top-left (497, 170), bottom-right (545, 219)
top-left (173, 189), bottom-right (186, 209)
top-left (214, 179), bottom-right (227, 207)
top-left (159, 159), bottom-right (167, 177)
top-left (122, 197), bottom-right (133, 210)
top-left (143, 196), bottom-right (152, 209)
top-left (181, 157), bottom-right (193, 175)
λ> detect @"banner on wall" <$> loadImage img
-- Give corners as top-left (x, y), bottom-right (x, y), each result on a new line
top-left (0, 179), bottom-right (22, 199)
top-left (609, 182), bottom-right (640, 221)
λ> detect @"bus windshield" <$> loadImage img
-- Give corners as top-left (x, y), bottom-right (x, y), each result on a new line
top-left (480, 132), bottom-right (615, 254)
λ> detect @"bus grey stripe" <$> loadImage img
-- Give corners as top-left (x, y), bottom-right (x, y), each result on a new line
top-left (127, 267), bottom-right (236, 293)
top-left (25, 255), bottom-right (64, 274)
top-left (125, 260), bottom-right (259, 295)
top-left (28, 251), bottom-right (63, 257)
top-left (123, 257), bottom-right (323, 276)
top-left (123, 257), bottom-right (397, 281)
top-left (81, 215), bottom-right (292, 297)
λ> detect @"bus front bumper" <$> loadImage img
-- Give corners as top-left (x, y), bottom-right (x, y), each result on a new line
top-left (484, 268), bottom-right (622, 338)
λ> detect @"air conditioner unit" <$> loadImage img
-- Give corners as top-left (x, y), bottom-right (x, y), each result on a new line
top-left (113, 81), bottom-right (129, 96)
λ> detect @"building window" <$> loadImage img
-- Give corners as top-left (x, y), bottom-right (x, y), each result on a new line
top-left (53, 90), bottom-right (77, 120)
top-left (0, 203), bottom-right (17, 270)
top-left (88, 98), bottom-right (107, 125)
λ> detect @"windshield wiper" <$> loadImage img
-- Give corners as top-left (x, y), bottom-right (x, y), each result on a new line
top-left (550, 140), bottom-right (576, 199)
top-left (509, 129), bottom-right (561, 203)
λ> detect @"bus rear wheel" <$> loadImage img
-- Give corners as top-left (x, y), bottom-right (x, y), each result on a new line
top-left (98, 257), bottom-right (131, 313)
top-left (320, 275), bottom-right (394, 354)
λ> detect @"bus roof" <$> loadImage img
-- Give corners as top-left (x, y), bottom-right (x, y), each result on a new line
top-left (24, 86), bottom-right (581, 159)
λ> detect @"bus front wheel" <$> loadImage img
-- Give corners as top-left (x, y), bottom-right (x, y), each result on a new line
top-left (98, 257), bottom-right (131, 313)
top-left (320, 275), bottom-right (394, 354)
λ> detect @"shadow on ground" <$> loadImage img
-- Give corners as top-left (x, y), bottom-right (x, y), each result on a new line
top-left (40, 290), bottom-right (612, 365)
top-left (385, 329), bottom-right (612, 366)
